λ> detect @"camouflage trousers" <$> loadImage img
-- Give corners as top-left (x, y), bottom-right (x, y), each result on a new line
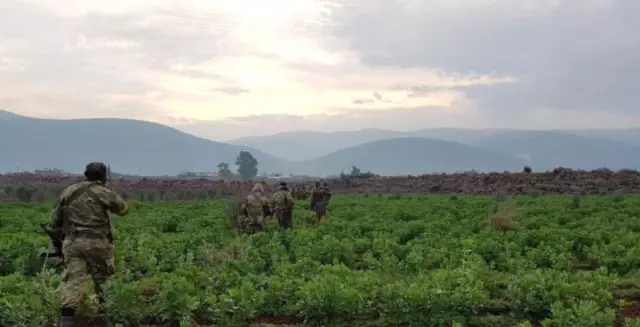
top-left (274, 208), bottom-right (293, 229)
top-left (60, 235), bottom-right (115, 309)
top-left (314, 203), bottom-right (328, 222)
top-left (244, 215), bottom-right (265, 234)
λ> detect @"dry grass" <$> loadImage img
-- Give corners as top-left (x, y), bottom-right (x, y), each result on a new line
top-left (491, 201), bottom-right (517, 232)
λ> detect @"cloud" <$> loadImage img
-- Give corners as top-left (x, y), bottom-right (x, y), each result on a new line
top-left (213, 87), bottom-right (250, 95)
top-left (0, 0), bottom-right (637, 138)
top-left (329, 0), bottom-right (640, 117)
top-left (0, 0), bottom-right (509, 121)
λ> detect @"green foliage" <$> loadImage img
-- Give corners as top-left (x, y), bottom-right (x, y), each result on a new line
top-left (217, 161), bottom-right (234, 179)
top-left (235, 151), bottom-right (258, 180)
top-left (2, 195), bottom-right (640, 326)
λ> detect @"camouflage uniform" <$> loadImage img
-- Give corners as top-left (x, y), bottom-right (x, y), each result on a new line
top-left (243, 183), bottom-right (272, 233)
top-left (310, 182), bottom-right (332, 222)
top-left (46, 162), bottom-right (129, 327)
top-left (272, 182), bottom-right (294, 229)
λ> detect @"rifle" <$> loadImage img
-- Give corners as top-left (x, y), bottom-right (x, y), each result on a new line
top-left (39, 223), bottom-right (64, 270)
top-left (106, 164), bottom-right (111, 188)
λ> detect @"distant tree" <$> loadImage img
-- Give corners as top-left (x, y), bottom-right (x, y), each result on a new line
top-left (339, 170), bottom-right (352, 187)
top-left (523, 166), bottom-right (532, 173)
top-left (217, 162), bottom-right (233, 178)
top-left (347, 166), bottom-right (376, 179)
top-left (235, 151), bottom-right (258, 180)
top-left (16, 186), bottom-right (33, 202)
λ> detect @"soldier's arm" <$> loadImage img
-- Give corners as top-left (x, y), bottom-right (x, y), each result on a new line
top-left (287, 192), bottom-right (294, 206)
top-left (241, 201), bottom-right (248, 216)
top-left (262, 198), bottom-right (273, 216)
top-left (105, 189), bottom-right (129, 216)
top-left (46, 197), bottom-right (65, 242)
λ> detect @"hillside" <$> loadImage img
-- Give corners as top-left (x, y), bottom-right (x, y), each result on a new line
top-left (229, 128), bottom-right (510, 161)
top-left (232, 127), bottom-right (640, 168)
top-left (229, 129), bottom-right (405, 161)
top-left (570, 128), bottom-right (640, 147)
top-left (299, 137), bottom-right (525, 175)
top-left (469, 131), bottom-right (640, 171)
top-left (0, 109), bottom-right (24, 119)
top-left (0, 110), bottom-right (292, 175)
top-left (230, 128), bottom-right (509, 161)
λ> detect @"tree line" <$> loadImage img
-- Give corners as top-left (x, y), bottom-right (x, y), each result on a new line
top-left (217, 150), bottom-right (259, 180)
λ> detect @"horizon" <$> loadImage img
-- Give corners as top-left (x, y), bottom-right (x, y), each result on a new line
top-left (2, 109), bottom-right (640, 143)
top-left (0, 0), bottom-right (638, 140)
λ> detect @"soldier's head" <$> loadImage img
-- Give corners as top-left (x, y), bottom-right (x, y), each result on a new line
top-left (279, 181), bottom-right (288, 189)
top-left (252, 182), bottom-right (264, 194)
top-left (315, 181), bottom-right (320, 187)
top-left (84, 162), bottom-right (107, 183)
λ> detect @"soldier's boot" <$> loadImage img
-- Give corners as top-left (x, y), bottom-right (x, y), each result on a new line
top-left (60, 308), bottom-right (74, 327)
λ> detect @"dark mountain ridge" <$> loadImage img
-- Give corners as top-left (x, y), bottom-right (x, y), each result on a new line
top-left (300, 137), bottom-right (526, 176)
top-left (0, 110), bottom-right (292, 175)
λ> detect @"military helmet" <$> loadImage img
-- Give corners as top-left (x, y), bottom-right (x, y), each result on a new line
top-left (280, 181), bottom-right (287, 187)
top-left (84, 162), bottom-right (107, 181)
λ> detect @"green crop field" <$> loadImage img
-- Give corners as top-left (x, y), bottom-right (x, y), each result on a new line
top-left (3, 195), bottom-right (640, 327)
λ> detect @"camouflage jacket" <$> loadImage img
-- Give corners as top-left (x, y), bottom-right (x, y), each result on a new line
top-left (309, 187), bottom-right (323, 209)
top-left (46, 181), bottom-right (129, 242)
top-left (322, 186), bottom-right (332, 202)
top-left (272, 187), bottom-right (294, 210)
top-left (245, 192), bottom-right (272, 218)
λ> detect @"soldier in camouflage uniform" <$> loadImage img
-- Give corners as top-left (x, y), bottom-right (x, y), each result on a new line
top-left (272, 182), bottom-right (294, 229)
top-left (45, 162), bottom-right (129, 327)
top-left (242, 183), bottom-right (272, 233)
top-left (310, 181), bottom-right (332, 222)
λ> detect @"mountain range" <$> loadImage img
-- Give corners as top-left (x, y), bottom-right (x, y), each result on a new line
top-left (0, 110), bottom-right (290, 175)
top-left (2, 109), bottom-right (640, 176)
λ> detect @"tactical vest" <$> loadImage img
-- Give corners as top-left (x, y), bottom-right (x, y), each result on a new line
top-left (60, 183), bottom-right (113, 241)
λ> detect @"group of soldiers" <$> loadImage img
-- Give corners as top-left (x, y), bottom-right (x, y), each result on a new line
top-left (235, 180), bottom-right (333, 233)
top-left (42, 162), bottom-right (333, 326)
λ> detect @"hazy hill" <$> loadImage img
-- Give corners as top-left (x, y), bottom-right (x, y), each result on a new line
top-left (231, 127), bottom-right (640, 167)
top-left (469, 131), bottom-right (640, 171)
top-left (569, 129), bottom-right (640, 147)
top-left (230, 128), bottom-right (508, 161)
top-left (0, 110), bottom-right (24, 119)
top-left (4, 109), bottom-right (640, 176)
top-left (299, 137), bottom-right (526, 176)
top-left (0, 110), bottom-right (292, 175)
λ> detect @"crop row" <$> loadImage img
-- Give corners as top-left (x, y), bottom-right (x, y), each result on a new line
top-left (2, 195), bottom-right (640, 326)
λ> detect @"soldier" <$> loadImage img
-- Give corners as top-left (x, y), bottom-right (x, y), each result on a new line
top-left (243, 182), bottom-right (272, 233)
top-left (310, 181), bottom-right (331, 222)
top-left (319, 182), bottom-right (332, 221)
top-left (45, 162), bottom-right (129, 327)
top-left (309, 181), bottom-right (322, 212)
top-left (272, 181), bottom-right (294, 229)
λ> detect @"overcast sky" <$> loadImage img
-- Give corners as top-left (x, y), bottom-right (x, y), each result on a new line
top-left (0, 0), bottom-right (638, 141)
